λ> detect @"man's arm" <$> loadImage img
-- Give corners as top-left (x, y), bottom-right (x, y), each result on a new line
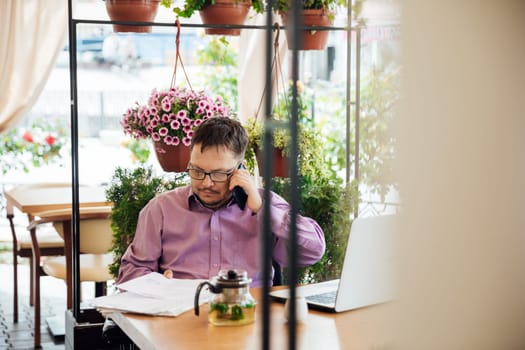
top-left (266, 191), bottom-right (326, 267)
top-left (116, 203), bottom-right (163, 284)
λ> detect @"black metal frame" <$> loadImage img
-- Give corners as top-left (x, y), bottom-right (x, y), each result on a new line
top-left (67, 2), bottom-right (357, 349)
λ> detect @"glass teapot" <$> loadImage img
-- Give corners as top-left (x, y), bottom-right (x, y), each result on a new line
top-left (194, 269), bottom-right (256, 326)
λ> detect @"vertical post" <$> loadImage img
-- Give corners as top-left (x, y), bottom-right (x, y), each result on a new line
top-left (261, 3), bottom-right (275, 350)
top-left (287, 0), bottom-right (302, 349)
top-left (345, 1), bottom-right (353, 184)
top-left (67, 0), bottom-right (81, 319)
top-left (354, 27), bottom-right (361, 217)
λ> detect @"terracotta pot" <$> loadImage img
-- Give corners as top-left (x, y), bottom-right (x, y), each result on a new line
top-left (255, 146), bottom-right (289, 178)
top-left (153, 141), bottom-right (191, 173)
top-left (281, 9), bottom-right (332, 51)
top-left (105, 0), bottom-right (160, 33)
top-left (199, 0), bottom-right (251, 36)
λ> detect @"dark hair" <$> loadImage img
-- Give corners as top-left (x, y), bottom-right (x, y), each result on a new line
top-left (191, 117), bottom-right (248, 158)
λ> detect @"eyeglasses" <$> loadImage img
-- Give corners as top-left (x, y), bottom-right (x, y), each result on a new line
top-left (186, 163), bottom-right (239, 182)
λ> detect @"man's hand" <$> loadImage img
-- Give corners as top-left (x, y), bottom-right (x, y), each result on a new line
top-left (229, 165), bottom-right (263, 213)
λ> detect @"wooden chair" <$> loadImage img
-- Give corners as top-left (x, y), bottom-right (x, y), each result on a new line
top-left (4, 183), bottom-right (71, 323)
top-left (28, 206), bottom-right (114, 348)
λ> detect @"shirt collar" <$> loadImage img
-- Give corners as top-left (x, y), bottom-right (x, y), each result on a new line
top-left (187, 187), bottom-right (236, 211)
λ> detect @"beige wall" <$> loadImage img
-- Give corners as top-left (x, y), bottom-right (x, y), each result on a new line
top-left (394, 1), bottom-right (525, 348)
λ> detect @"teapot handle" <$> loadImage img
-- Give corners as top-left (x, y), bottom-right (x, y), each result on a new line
top-left (194, 281), bottom-right (222, 316)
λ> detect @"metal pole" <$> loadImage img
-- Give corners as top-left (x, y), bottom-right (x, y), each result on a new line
top-left (67, 0), bottom-right (81, 319)
top-left (354, 27), bottom-right (361, 194)
top-left (287, 0), bottom-right (302, 348)
top-left (345, 1), bottom-right (353, 184)
top-left (261, 5), bottom-right (275, 350)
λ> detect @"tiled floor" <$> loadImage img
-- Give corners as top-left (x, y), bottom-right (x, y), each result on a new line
top-left (0, 262), bottom-right (67, 349)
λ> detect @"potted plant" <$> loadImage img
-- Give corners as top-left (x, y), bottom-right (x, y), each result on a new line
top-left (272, 0), bottom-right (347, 50)
top-left (161, 0), bottom-right (264, 36)
top-left (244, 80), bottom-right (325, 178)
top-left (121, 86), bottom-right (234, 172)
top-left (105, 0), bottom-right (161, 33)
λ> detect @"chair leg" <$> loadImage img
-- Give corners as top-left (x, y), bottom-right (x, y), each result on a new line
top-left (8, 214), bottom-right (18, 323)
top-left (29, 226), bottom-right (42, 349)
top-left (95, 281), bottom-right (107, 297)
top-left (29, 255), bottom-right (34, 306)
top-left (32, 253), bottom-right (41, 349)
top-left (12, 244), bottom-right (18, 323)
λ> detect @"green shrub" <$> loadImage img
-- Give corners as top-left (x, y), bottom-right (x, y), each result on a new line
top-left (272, 175), bottom-right (357, 283)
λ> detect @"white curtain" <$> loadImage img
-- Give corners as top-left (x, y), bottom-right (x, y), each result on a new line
top-left (0, 0), bottom-right (68, 134)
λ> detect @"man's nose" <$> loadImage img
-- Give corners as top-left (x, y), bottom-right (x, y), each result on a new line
top-left (202, 174), bottom-right (214, 186)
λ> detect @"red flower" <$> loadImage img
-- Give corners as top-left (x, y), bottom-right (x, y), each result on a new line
top-left (22, 131), bottom-right (34, 143)
top-left (44, 134), bottom-right (56, 146)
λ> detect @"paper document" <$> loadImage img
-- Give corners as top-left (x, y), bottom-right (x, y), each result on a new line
top-left (89, 272), bottom-right (209, 317)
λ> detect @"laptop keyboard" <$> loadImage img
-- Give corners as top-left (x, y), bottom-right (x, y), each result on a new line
top-left (306, 290), bottom-right (337, 305)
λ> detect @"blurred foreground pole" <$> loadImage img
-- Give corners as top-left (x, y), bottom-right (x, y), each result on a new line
top-left (395, 1), bottom-right (525, 348)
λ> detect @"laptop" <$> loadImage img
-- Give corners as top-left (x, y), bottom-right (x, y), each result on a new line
top-left (270, 214), bottom-right (397, 312)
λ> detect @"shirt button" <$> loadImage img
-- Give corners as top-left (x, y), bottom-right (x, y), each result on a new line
top-left (212, 263), bottom-right (218, 267)
top-left (213, 236), bottom-right (219, 241)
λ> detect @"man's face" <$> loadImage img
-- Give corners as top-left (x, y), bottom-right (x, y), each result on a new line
top-left (188, 144), bottom-right (239, 209)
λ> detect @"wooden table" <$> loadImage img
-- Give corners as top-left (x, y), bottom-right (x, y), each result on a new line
top-left (4, 183), bottom-right (111, 308)
top-left (110, 289), bottom-right (395, 350)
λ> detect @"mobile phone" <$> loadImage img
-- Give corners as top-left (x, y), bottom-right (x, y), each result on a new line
top-left (232, 163), bottom-right (248, 210)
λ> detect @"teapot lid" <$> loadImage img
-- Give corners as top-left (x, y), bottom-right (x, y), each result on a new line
top-left (214, 269), bottom-right (252, 288)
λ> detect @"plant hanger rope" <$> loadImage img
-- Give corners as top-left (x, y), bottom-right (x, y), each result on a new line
top-left (170, 19), bottom-right (193, 91)
top-left (253, 23), bottom-right (289, 129)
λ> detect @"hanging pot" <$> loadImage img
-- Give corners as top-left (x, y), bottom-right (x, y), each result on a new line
top-left (255, 146), bottom-right (288, 178)
top-left (199, 0), bottom-right (251, 36)
top-left (153, 141), bottom-right (191, 173)
top-left (105, 0), bottom-right (160, 33)
top-left (281, 9), bottom-right (332, 51)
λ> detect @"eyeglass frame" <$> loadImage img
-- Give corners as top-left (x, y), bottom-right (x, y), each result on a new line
top-left (186, 161), bottom-right (242, 183)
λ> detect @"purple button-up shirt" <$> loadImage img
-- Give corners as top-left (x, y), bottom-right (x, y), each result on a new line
top-left (117, 185), bottom-right (325, 287)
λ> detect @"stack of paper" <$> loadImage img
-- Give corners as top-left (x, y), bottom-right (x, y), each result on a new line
top-left (89, 272), bottom-right (209, 317)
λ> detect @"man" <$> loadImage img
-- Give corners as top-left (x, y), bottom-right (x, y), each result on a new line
top-left (117, 117), bottom-right (325, 287)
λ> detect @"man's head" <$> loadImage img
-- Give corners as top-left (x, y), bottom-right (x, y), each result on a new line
top-left (188, 117), bottom-right (248, 209)
top-left (190, 117), bottom-right (248, 157)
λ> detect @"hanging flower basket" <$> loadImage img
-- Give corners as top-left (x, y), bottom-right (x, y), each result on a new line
top-left (105, 0), bottom-right (160, 33)
top-left (153, 140), bottom-right (192, 172)
top-left (254, 146), bottom-right (289, 178)
top-left (120, 20), bottom-right (235, 172)
top-left (121, 87), bottom-right (234, 172)
top-left (281, 9), bottom-right (332, 51)
top-left (199, 0), bottom-right (252, 36)
top-left (167, 0), bottom-right (263, 36)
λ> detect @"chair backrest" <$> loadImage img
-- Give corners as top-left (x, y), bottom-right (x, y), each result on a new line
top-left (34, 206), bottom-right (113, 254)
top-left (53, 217), bottom-right (113, 254)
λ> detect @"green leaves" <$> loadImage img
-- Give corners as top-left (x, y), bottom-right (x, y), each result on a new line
top-left (272, 176), bottom-right (356, 283)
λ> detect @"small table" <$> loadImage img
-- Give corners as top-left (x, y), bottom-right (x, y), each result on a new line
top-left (109, 288), bottom-right (395, 350)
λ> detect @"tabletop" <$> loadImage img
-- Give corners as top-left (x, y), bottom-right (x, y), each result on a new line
top-left (110, 288), bottom-right (395, 350)
top-left (4, 183), bottom-right (110, 216)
